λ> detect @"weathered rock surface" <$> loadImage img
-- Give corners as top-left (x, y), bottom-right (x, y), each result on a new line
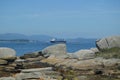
top-left (90, 48), bottom-right (99, 53)
top-left (0, 77), bottom-right (15, 80)
top-left (70, 49), bottom-right (95, 60)
top-left (41, 56), bottom-right (120, 71)
top-left (15, 67), bottom-right (62, 80)
top-left (15, 72), bottom-right (43, 80)
top-left (95, 57), bottom-right (120, 67)
top-left (0, 47), bottom-right (16, 58)
top-left (42, 43), bottom-right (67, 58)
top-left (20, 51), bottom-right (42, 59)
top-left (21, 67), bottom-right (52, 73)
top-left (0, 47), bottom-right (16, 62)
top-left (96, 36), bottom-right (120, 50)
top-left (0, 59), bottom-right (8, 65)
top-left (0, 36), bottom-right (120, 80)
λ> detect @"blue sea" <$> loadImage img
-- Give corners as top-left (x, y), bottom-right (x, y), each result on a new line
top-left (0, 41), bottom-right (96, 56)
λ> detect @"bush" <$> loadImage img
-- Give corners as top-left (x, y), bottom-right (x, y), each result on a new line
top-left (96, 47), bottom-right (120, 59)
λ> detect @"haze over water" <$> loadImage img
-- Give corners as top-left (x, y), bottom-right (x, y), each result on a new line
top-left (0, 0), bottom-right (120, 38)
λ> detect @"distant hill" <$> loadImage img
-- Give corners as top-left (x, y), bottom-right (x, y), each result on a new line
top-left (67, 38), bottom-right (96, 43)
top-left (0, 33), bottom-right (28, 40)
top-left (29, 35), bottom-right (53, 41)
top-left (0, 33), bottom-right (52, 41)
top-left (0, 33), bottom-right (96, 43)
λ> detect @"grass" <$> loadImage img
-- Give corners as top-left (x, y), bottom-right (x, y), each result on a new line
top-left (95, 47), bottom-right (120, 59)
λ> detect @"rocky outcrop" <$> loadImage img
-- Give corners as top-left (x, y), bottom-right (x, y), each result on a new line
top-left (42, 43), bottom-right (67, 58)
top-left (90, 48), bottom-right (99, 53)
top-left (0, 47), bottom-right (19, 77)
top-left (0, 36), bottom-right (120, 80)
top-left (20, 51), bottom-right (43, 59)
top-left (0, 77), bottom-right (15, 80)
top-left (0, 47), bottom-right (16, 62)
top-left (0, 47), bottom-right (16, 58)
top-left (69, 49), bottom-right (95, 60)
top-left (95, 57), bottom-right (120, 67)
top-left (15, 67), bottom-right (62, 80)
top-left (96, 36), bottom-right (120, 50)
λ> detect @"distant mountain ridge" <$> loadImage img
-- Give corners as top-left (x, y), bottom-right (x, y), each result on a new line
top-left (0, 33), bottom-right (28, 40)
top-left (0, 33), bottom-right (52, 41)
top-left (67, 38), bottom-right (96, 43)
top-left (0, 33), bottom-right (96, 42)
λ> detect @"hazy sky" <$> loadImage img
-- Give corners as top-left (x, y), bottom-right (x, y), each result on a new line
top-left (0, 0), bottom-right (120, 38)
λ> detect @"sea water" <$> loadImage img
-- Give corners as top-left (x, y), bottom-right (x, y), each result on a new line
top-left (0, 41), bottom-right (96, 56)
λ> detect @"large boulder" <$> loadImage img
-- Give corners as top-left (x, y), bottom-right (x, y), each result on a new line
top-left (42, 44), bottom-right (67, 58)
top-left (96, 36), bottom-right (120, 50)
top-left (71, 49), bottom-right (95, 60)
top-left (0, 47), bottom-right (16, 58)
top-left (0, 47), bottom-right (16, 62)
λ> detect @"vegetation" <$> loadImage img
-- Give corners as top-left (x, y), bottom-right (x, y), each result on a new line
top-left (96, 47), bottom-right (120, 59)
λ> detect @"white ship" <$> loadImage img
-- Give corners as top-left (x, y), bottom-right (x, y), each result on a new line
top-left (50, 38), bottom-right (66, 43)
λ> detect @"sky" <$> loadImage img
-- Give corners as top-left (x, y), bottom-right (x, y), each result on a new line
top-left (0, 0), bottom-right (120, 38)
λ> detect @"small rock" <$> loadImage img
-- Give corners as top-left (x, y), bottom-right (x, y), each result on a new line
top-left (0, 59), bottom-right (8, 65)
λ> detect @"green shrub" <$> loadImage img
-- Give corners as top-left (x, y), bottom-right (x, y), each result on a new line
top-left (96, 47), bottom-right (120, 59)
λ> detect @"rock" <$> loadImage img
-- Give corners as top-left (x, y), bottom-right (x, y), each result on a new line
top-left (96, 36), bottom-right (120, 50)
top-left (2, 57), bottom-right (17, 62)
top-left (42, 44), bottom-right (67, 58)
top-left (25, 56), bottom-right (45, 61)
top-left (90, 48), bottom-right (99, 53)
top-left (71, 49), bottom-right (95, 60)
top-left (15, 59), bottom-right (26, 62)
top-left (41, 57), bottom-right (65, 66)
top-left (71, 59), bottom-right (102, 70)
top-left (3, 67), bottom-right (15, 72)
top-left (20, 51), bottom-right (42, 59)
top-left (0, 66), bottom-right (5, 71)
top-left (94, 57), bottom-right (120, 68)
top-left (15, 67), bottom-right (61, 80)
top-left (15, 72), bottom-right (43, 80)
top-left (55, 59), bottom-right (78, 68)
top-left (73, 76), bottom-right (87, 80)
top-left (0, 59), bottom-right (8, 65)
top-left (0, 47), bottom-right (16, 62)
top-left (0, 47), bottom-right (16, 58)
top-left (0, 77), bottom-right (15, 80)
top-left (21, 67), bottom-right (53, 73)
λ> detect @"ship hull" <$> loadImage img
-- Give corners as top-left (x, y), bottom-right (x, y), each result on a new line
top-left (50, 41), bottom-right (66, 43)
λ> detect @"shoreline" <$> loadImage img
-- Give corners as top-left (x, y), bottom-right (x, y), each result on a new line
top-left (0, 36), bottom-right (120, 80)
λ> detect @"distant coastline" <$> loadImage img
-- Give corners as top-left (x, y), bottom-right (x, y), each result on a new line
top-left (0, 39), bottom-right (30, 42)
